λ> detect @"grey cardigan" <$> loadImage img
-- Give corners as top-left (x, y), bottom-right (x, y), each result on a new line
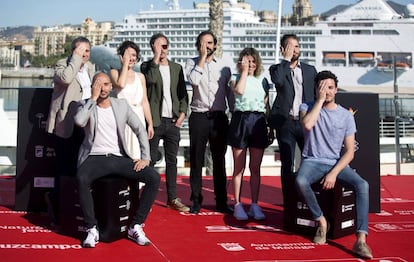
top-left (74, 97), bottom-right (150, 167)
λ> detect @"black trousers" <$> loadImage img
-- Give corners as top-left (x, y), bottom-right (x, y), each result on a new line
top-left (77, 154), bottom-right (160, 228)
top-left (275, 118), bottom-right (304, 203)
top-left (49, 126), bottom-right (84, 221)
top-left (149, 117), bottom-right (180, 203)
top-left (188, 111), bottom-right (229, 205)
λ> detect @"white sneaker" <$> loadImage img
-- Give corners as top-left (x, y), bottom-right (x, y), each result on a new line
top-left (248, 203), bottom-right (266, 220)
top-left (128, 224), bottom-right (150, 246)
top-left (83, 226), bottom-right (99, 248)
top-left (233, 203), bottom-right (248, 220)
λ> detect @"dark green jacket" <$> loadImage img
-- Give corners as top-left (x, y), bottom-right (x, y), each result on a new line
top-left (140, 59), bottom-right (188, 127)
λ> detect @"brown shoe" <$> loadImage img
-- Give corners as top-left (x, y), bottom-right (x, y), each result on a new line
top-left (352, 241), bottom-right (373, 259)
top-left (167, 198), bottom-right (190, 212)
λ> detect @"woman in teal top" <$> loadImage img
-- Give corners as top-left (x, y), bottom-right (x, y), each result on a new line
top-left (228, 47), bottom-right (272, 221)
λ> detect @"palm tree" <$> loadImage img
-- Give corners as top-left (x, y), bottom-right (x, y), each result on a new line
top-left (209, 0), bottom-right (223, 58)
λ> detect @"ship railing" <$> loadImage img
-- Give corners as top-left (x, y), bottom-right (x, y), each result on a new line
top-left (379, 118), bottom-right (414, 138)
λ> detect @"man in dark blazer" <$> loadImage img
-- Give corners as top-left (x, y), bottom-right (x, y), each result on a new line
top-left (141, 33), bottom-right (190, 212)
top-left (268, 34), bottom-right (317, 224)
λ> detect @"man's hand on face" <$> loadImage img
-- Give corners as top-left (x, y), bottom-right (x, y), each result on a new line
top-left (91, 78), bottom-right (102, 101)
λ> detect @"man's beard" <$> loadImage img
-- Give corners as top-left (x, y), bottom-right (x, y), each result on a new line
top-left (291, 52), bottom-right (300, 62)
top-left (99, 92), bottom-right (110, 100)
top-left (206, 47), bottom-right (216, 57)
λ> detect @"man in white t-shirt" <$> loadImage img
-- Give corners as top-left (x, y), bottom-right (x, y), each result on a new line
top-left (74, 72), bottom-right (160, 248)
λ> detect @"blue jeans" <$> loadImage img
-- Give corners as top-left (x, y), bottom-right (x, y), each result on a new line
top-left (295, 160), bottom-right (369, 235)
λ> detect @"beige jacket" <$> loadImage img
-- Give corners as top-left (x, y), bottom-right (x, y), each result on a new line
top-left (46, 55), bottom-right (95, 138)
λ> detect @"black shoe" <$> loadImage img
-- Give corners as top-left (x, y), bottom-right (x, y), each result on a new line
top-left (216, 204), bottom-right (234, 214)
top-left (190, 201), bottom-right (201, 214)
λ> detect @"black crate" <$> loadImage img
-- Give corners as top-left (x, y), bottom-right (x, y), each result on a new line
top-left (283, 175), bottom-right (356, 239)
top-left (59, 176), bottom-right (139, 242)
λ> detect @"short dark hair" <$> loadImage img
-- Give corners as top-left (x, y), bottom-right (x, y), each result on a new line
top-left (71, 36), bottom-right (90, 51)
top-left (195, 30), bottom-right (217, 50)
top-left (117, 40), bottom-right (141, 62)
top-left (280, 34), bottom-right (298, 48)
top-left (149, 33), bottom-right (169, 49)
top-left (315, 70), bottom-right (339, 87)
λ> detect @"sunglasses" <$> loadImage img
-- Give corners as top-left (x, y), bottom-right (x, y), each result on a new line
top-left (162, 44), bottom-right (168, 50)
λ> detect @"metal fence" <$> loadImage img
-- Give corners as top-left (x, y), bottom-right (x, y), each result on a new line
top-left (379, 118), bottom-right (414, 138)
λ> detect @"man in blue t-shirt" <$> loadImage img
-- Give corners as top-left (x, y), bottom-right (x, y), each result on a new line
top-left (295, 70), bottom-right (373, 259)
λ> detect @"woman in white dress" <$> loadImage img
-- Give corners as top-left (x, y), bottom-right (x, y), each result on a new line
top-left (110, 41), bottom-right (154, 159)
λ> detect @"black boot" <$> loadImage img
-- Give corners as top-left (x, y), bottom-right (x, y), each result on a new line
top-left (190, 196), bottom-right (203, 214)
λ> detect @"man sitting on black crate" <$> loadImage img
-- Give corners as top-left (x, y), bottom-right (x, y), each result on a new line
top-left (74, 72), bottom-right (160, 248)
top-left (295, 70), bottom-right (372, 259)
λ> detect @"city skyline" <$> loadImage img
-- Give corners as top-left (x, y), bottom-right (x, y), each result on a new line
top-left (1, 0), bottom-right (413, 27)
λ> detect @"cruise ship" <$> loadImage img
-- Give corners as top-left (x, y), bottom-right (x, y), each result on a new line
top-left (92, 0), bottom-right (414, 89)
top-left (314, 0), bottom-right (414, 89)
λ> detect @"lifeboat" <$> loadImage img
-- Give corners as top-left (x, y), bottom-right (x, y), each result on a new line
top-left (376, 61), bottom-right (410, 72)
top-left (376, 62), bottom-right (392, 72)
top-left (350, 52), bottom-right (374, 62)
top-left (323, 52), bottom-right (346, 61)
top-left (395, 62), bottom-right (410, 71)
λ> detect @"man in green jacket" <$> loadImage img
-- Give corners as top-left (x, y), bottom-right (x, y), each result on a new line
top-left (141, 33), bottom-right (189, 212)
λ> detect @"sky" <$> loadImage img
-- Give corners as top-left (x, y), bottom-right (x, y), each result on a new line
top-left (1, 0), bottom-right (413, 27)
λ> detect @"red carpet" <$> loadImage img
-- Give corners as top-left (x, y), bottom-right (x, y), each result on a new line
top-left (1, 175), bottom-right (413, 262)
